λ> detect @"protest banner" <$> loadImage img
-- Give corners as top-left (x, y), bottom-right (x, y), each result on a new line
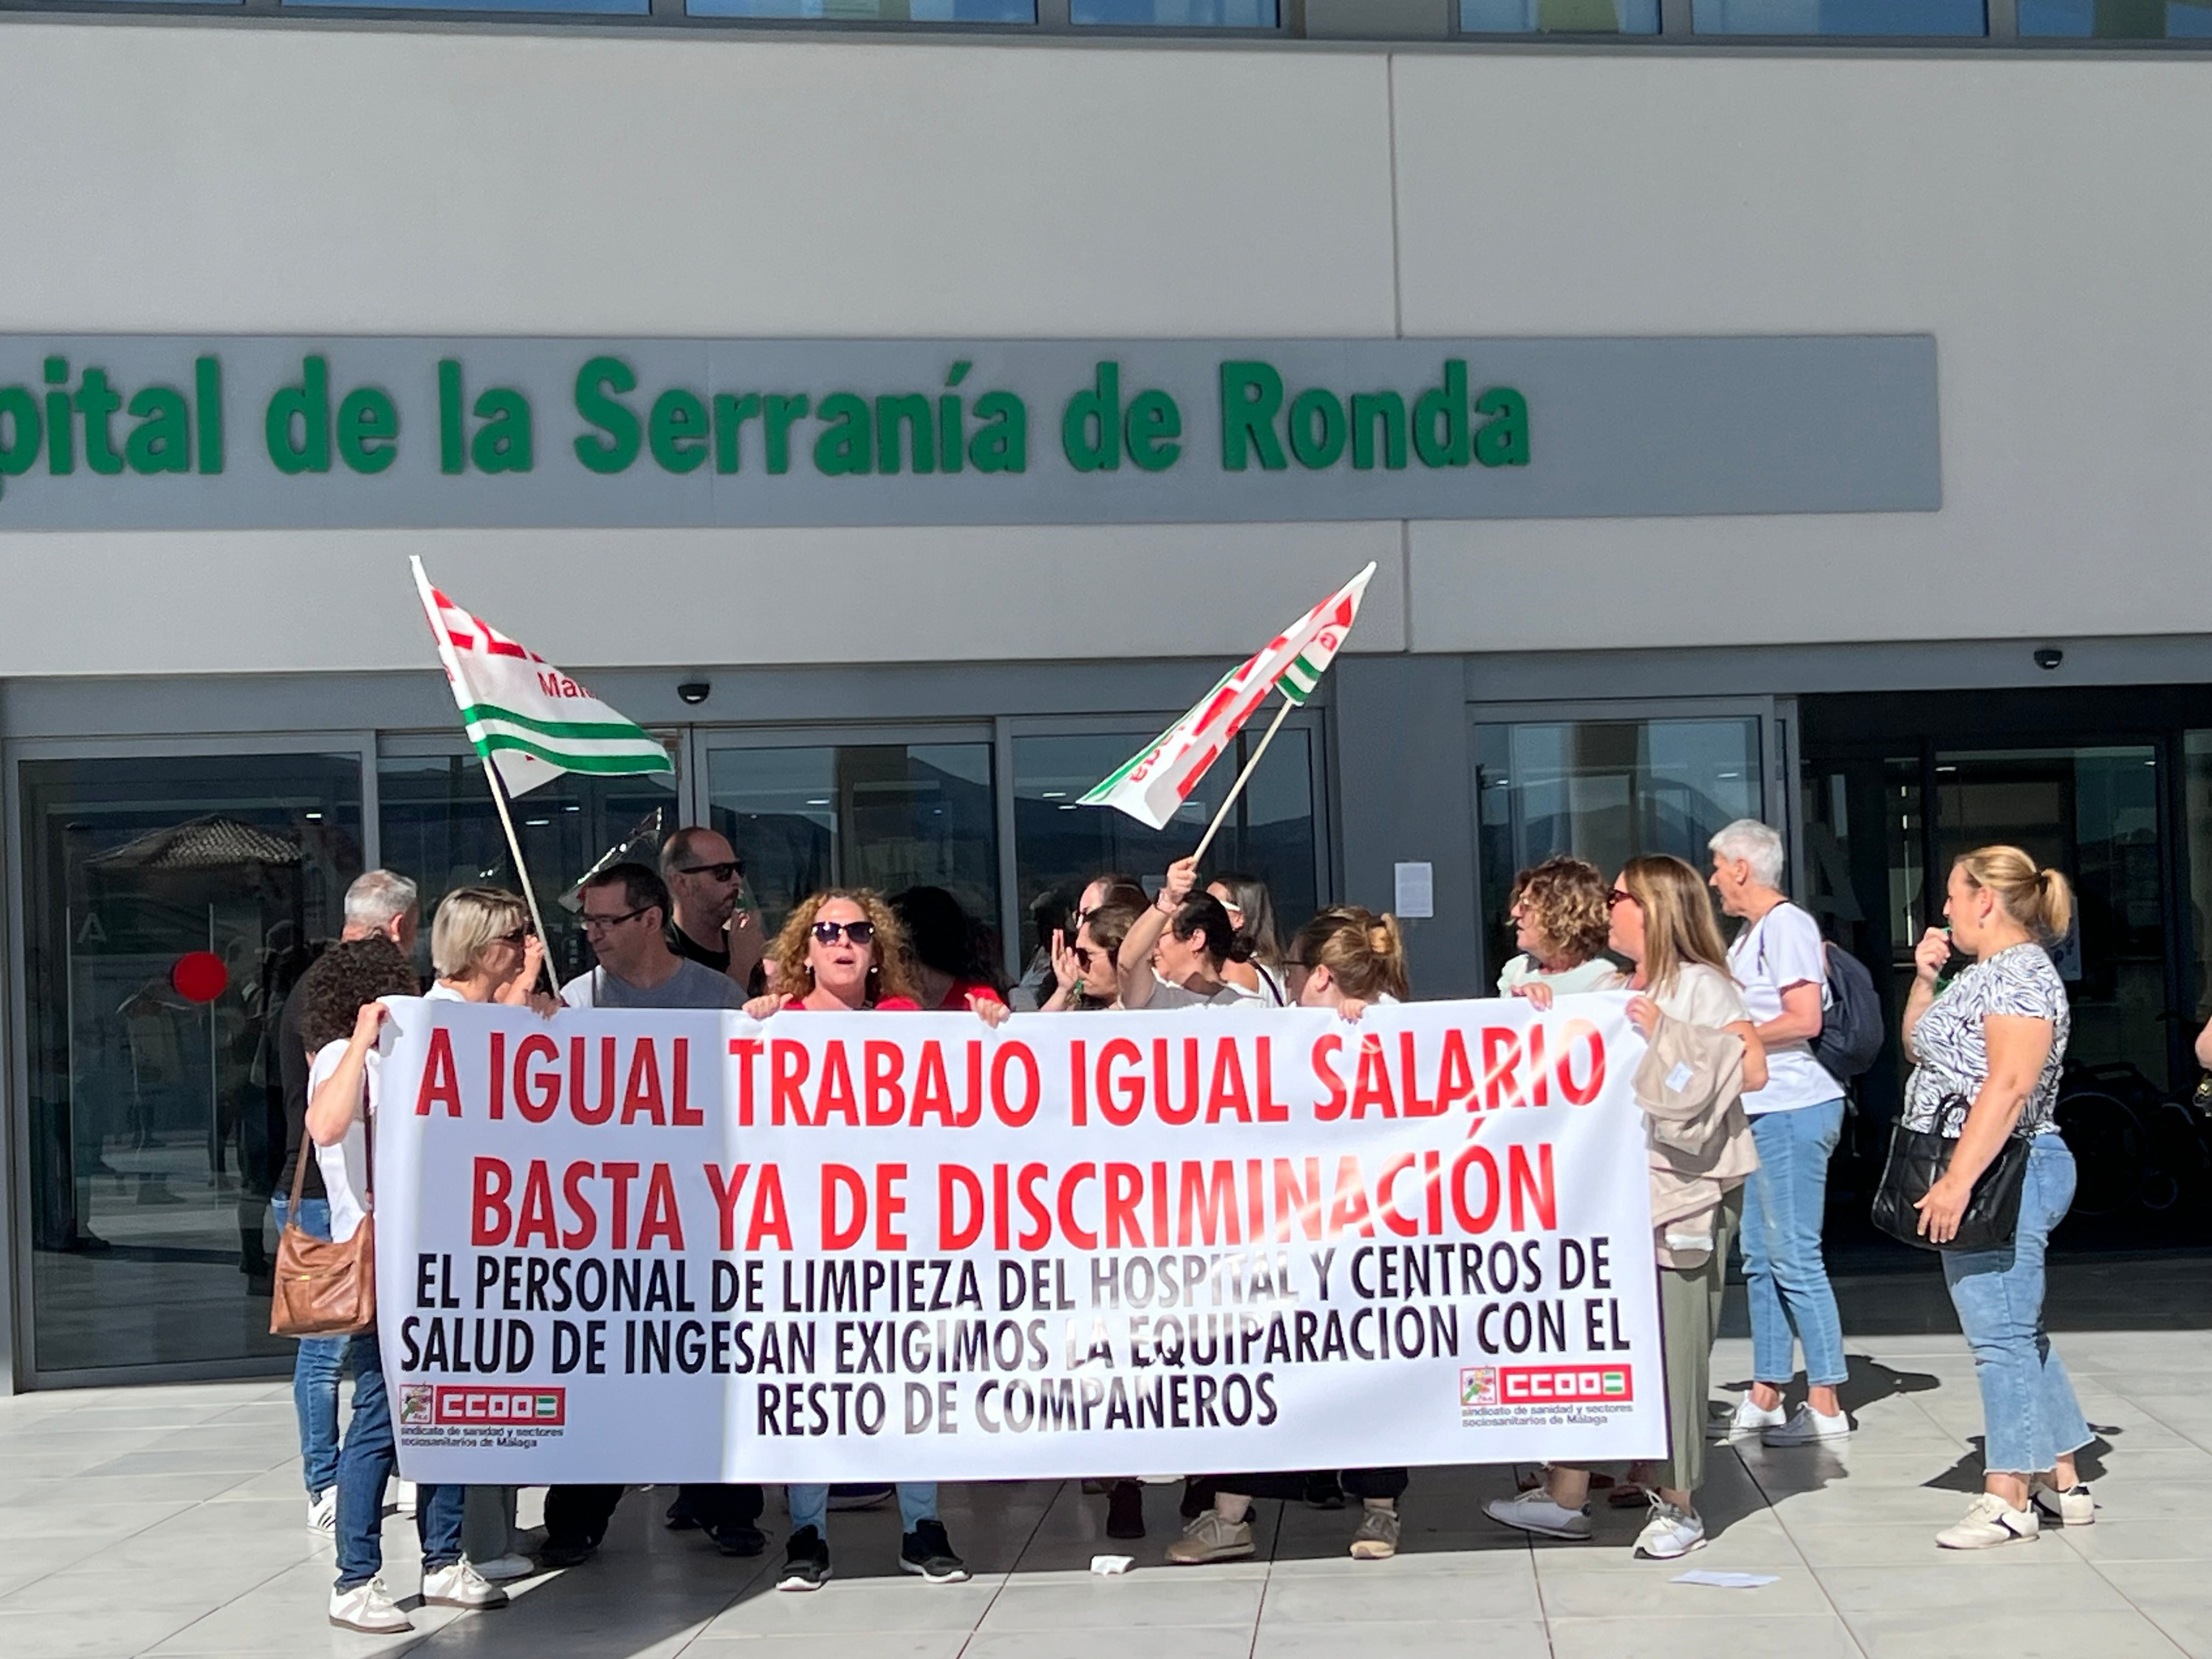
top-left (371, 995), bottom-right (1663, 1485)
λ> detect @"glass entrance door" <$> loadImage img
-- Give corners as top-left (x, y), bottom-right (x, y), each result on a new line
top-left (17, 750), bottom-right (366, 1378)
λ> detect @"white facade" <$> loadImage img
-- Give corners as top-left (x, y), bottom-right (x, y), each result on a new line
top-left (3, 24), bottom-right (2209, 675)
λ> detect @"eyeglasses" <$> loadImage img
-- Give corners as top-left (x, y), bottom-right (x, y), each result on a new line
top-left (1072, 945), bottom-right (1114, 969)
top-left (811, 919), bottom-right (877, 947)
top-left (496, 926), bottom-right (534, 946)
top-left (1607, 889), bottom-right (1639, 909)
top-left (677, 861), bottom-right (743, 883)
top-left (580, 905), bottom-right (651, 935)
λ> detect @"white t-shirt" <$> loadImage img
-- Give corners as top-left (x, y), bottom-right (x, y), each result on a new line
top-left (308, 1039), bottom-right (378, 1244)
top-left (1497, 955), bottom-right (1626, 997)
top-left (309, 987), bottom-right (464, 1243)
top-left (1146, 976), bottom-right (1254, 1011)
top-left (1726, 903), bottom-right (1841, 1114)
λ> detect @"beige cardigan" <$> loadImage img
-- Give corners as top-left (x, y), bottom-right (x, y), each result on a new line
top-left (1633, 1013), bottom-right (1761, 1268)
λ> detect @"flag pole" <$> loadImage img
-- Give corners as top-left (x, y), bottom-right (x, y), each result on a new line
top-left (1191, 696), bottom-right (1295, 867)
top-left (477, 753), bottom-right (564, 1002)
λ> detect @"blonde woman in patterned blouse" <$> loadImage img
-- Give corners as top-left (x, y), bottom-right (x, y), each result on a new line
top-left (1901, 845), bottom-right (2093, 1550)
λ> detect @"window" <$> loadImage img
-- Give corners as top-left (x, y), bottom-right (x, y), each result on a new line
top-left (2021, 0), bottom-right (2212, 35)
top-left (19, 752), bottom-right (363, 1375)
top-left (706, 740), bottom-right (1001, 958)
top-left (1071, 1), bottom-right (1278, 24)
top-left (1692, 0), bottom-right (1985, 31)
top-left (1011, 724), bottom-right (1321, 973)
top-left (289, 0), bottom-right (645, 10)
top-left (1461, 0), bottom-right (1660, 31)
top-left (377, 748), bottom-right (679, 987)
top-left (1475, 716), bottom-right (1762, 982)
top-left (686, 1), bottom-right (1033, 18)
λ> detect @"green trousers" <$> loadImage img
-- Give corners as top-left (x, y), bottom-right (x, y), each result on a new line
top-left (1649, 1187), bottom-right (1741, 1497)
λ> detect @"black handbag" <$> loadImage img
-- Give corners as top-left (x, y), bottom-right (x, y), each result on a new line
top-left (1870, 1116), bottom-right (2032, 1252)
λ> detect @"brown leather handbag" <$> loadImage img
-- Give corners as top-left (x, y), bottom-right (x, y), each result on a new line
top-left (269, 1114), bottom-right (376, 1338)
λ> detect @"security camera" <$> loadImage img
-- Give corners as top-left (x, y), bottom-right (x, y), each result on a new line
top-left (2033, 648), bottom-right (2064, 672)
top-left (676, 680), bottom-right (711, 706)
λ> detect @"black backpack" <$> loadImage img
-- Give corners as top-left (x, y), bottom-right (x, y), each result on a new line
top-left (1810, 939), bottom-right (1884, 1082)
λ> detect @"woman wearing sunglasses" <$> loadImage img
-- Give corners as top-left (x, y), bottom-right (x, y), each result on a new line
top-left (1041, 902), bottom-right (1141, 1013)
top-left (1487, 855), bottom-right (1764, 1562)
top-left (742, 889), bottom-right (984, 1588)
top-left (417, 887), bottom-right (554, 1582)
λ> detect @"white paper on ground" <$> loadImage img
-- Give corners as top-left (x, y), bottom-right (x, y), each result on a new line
top-left (1091, 1555), bottom-right (1135, 1576)
top-left (1672, 1571), bottom-right (1778, 1588)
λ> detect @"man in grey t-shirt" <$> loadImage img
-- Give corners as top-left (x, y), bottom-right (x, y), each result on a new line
top-left (544, 861), bottom-right (753, 1570)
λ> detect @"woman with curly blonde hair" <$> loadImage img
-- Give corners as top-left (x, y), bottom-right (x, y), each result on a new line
top-left (1498, 855), bottom-right (1621, 1003)
top-left (741, 887), bottom-right (995, 1589)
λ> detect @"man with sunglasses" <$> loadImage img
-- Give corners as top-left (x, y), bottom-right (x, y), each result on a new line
top-left (545, 862), bottom-right (755, 1569)
top-left (660, 827), bottom-right (767, 998)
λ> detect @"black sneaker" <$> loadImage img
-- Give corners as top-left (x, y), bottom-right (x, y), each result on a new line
top-left (777, 1526), bottom-right (830, 1592)
top-left (899, 1518), bottom-right (969, 1583)
top-left (709, 1523), bottom-right (766, 1558)
top-left (537, 1537), bottom-right (597, 1570)
top-left (664, 1491), bottom-right (700, 1531)
top-left (1305, 1471), bottom-right (1346, 1510)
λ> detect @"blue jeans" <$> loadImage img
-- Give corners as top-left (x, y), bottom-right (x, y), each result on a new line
top-left (1742, 1099), bottom-right (1849, 1389)
top-left (787, 1483), bottom-right (936, 1538)
top-left (272, 1197), bottom-right (364, 1496)
top-left (334, 1332), bottom-right (466, 1589)
top-left (1942, 1133), bottom-right (2092, 1476)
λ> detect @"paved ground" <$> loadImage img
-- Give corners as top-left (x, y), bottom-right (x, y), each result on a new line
top-left (3, 1267), bottom-right (2210, 1659)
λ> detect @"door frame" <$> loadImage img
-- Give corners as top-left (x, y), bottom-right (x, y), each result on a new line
top-left (5, 731), bottom-right (378, 1392)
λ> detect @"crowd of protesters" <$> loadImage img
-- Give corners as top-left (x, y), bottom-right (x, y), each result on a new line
top-left (279, 819), bottom-right (2095, 1629)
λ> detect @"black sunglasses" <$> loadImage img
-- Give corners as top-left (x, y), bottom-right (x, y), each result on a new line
top-left (811, 919), bottom-right (876, 947)
top-left (677, 860), bottom-right (744, 882)
top-left (1073, 945), bottom-right (1115, 969)
top-left (580, 905), bottom-right (651, 934)
top-left (497, 926), bottom-right (534, 946)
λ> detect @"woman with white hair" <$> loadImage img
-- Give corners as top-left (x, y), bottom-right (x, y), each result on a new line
top-left (1707, 819), bottom-right (1850, 1447)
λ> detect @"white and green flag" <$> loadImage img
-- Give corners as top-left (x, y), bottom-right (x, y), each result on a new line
top-left (1080, 561), bottom-right (1375, 831)
top-left (410, 557), bottom-right (674, 797)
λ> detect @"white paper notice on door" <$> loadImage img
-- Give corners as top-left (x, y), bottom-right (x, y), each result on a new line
top-left (1394, 861), bottom-right (1435, 919)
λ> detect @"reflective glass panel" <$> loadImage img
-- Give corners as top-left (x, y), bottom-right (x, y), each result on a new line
top-left (21, 752), bottom-right (363, 1375)
top-left (687, 1), bottom-right (1032, 18)
top-left (377, 751), bottom-right (679, 987)
top-left (1693, 0), bottom-right (1985, 30)
top-left (2020, 0), bottom-right (2212, 35)
top-left (1011, 726), bottom-right (1318, 972)
top-left (1461, 0), bottom-right (1660, 31)
top-left (707, 741), bottom-right (1000, 956)
top-left (1933, 746), bottom-right (2164, 1084)
top-left (289, 0), bottom-right (645, 11)
top-left (1475, 717), bottom-right (1760, 984)
top-left (1072, 1), bottom-right (1277, 24)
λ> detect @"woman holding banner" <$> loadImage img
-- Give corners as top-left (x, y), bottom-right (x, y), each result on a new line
top-left (1166, 907), bottom-right (1414, 1565)
top-left (301, 939), bottom-right (511, 1633)
top-left (1486, 855), bottom-right (1764, 1561)
top-left (744, 890), bottom-right (976, 1589)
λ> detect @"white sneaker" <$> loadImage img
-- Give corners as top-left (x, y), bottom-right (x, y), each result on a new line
top-left (306, 1487), bottom-right (336, 1534)
top-left (329, 1578), bottom-right (412, 1633)
top-left (1762, 1404), bottom-right (1852, 1447)
top-left (1634, 1499), bottom-right (1707, 1559)
top-left (1723, 1396), bottom-right (1787, 1440)
top-left (420, 1559), bottom-right (509, 1609)
top-left (1483, 1490), bottom-right (1592, 1541)
top-left (473, 1552), bottom-right (537, 1582)
top-left (1937, 1493), bottom-right (2040, 1549)
top-left (2030, 1476), bottom-right (2095, 1527)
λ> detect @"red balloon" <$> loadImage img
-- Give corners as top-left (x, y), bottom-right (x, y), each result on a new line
top-left (171, 951), bottom-right (229, 1004)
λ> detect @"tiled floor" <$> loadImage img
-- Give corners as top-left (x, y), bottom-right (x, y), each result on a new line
top-left (4, 1305), bottom-right (2210, 1657)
